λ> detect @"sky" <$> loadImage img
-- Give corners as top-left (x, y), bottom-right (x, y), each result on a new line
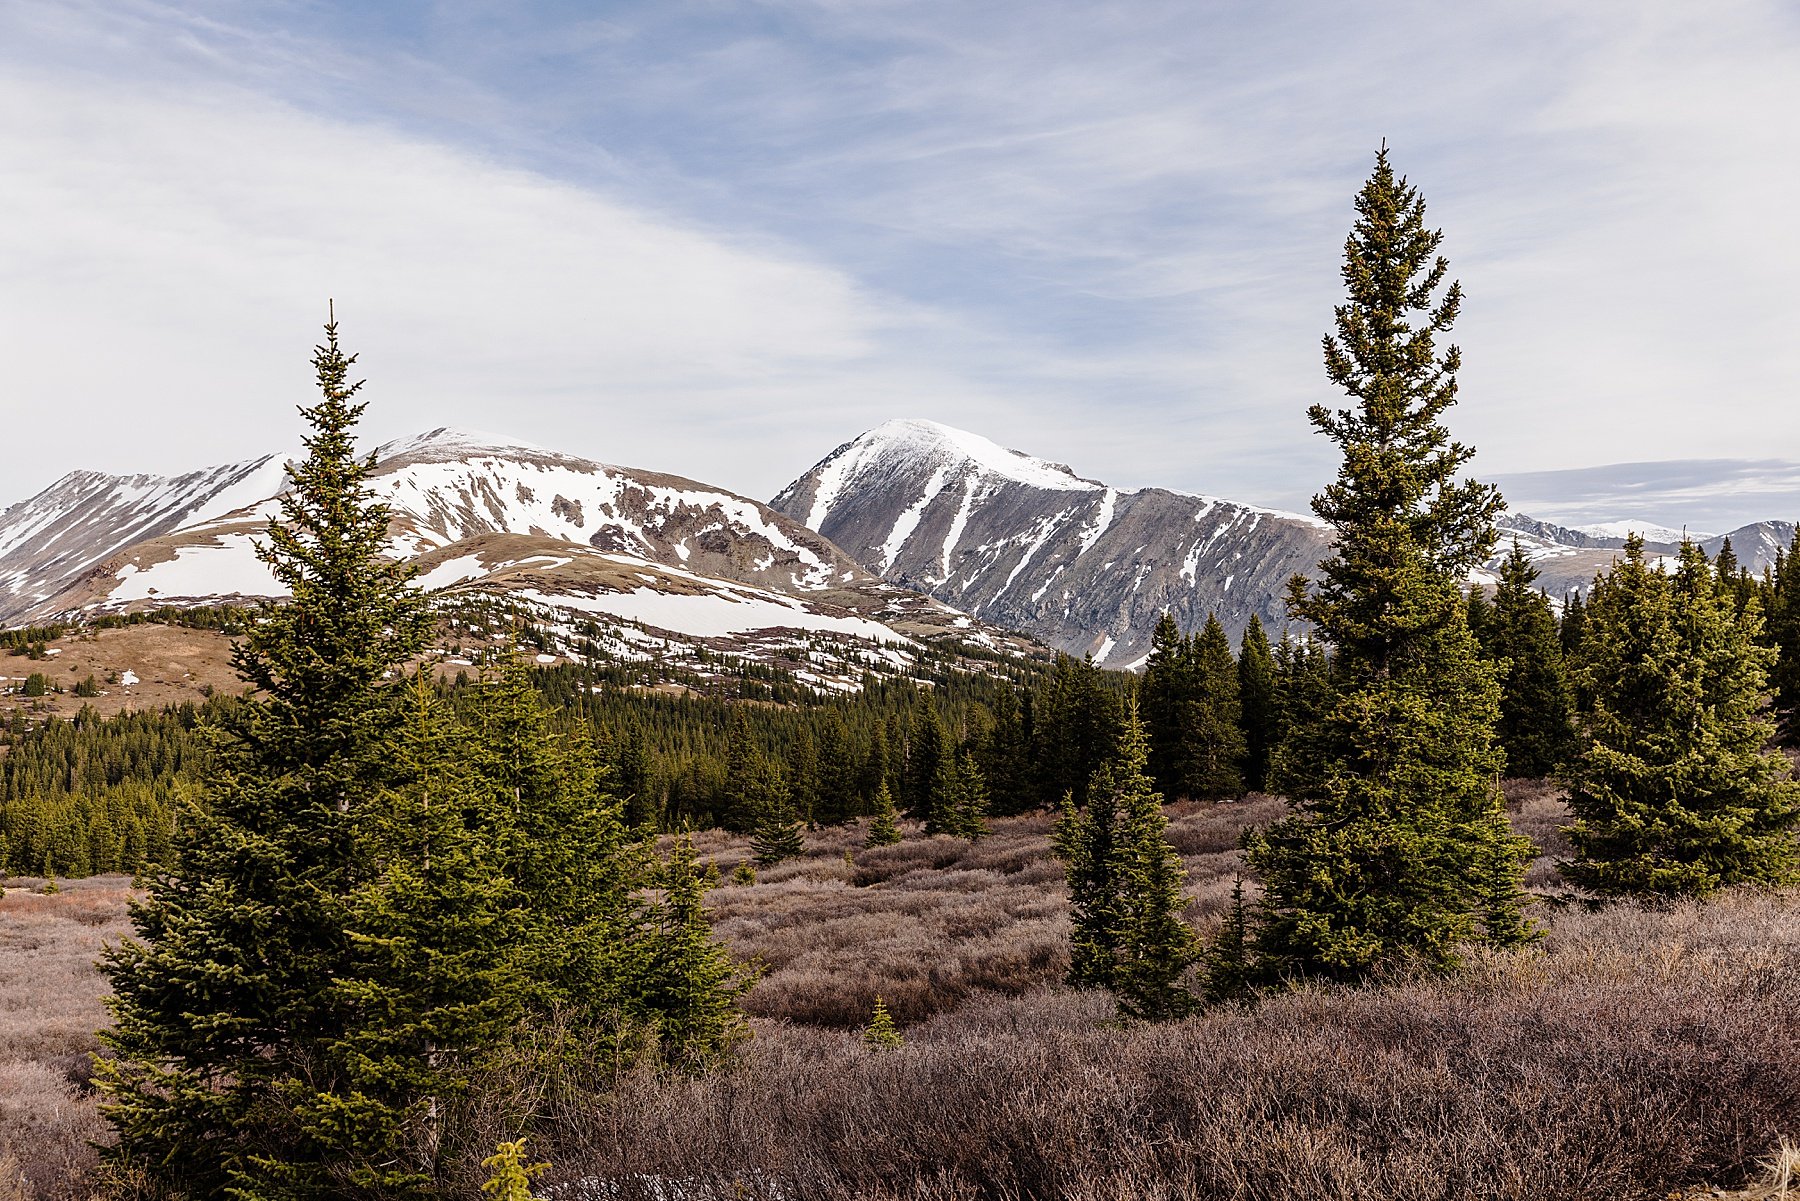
top-left (3, 0), bottom-right (1799, 529)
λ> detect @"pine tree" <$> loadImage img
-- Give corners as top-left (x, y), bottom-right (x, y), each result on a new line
top-left (1236, 615), bottom-right (1277, 793)
top-left (1560, 588), bottom-right (1588, 658)
top-left (325, 676), bottom-right (525, 1195)
top-left (1246, 148), bottom-right (1536, 984)
top-left (946, 751), bottom-right (990, 841)
top-left (636, 837), bottom-right (754, 1070)
top-left (864, 780), bottom-right (901, 847)
top-left (1054, 703), bottom-right (1198, 1019)
top-left (1202, 878), bottom-right (1252, 1006)
top-left (1184, 615), bottom-right (1245, 799)
top-left (1104, 706), bottom-right (1201, 1020)
top-left (480, 1140), bottom-right (548, 1201)
top-left (1563, 538), bottom-right (1800, 896)
top-left (1766, 528), bottom-right (1800, 742)
top-left (750, 787), bottom-right (806, 866)
top-left (1487, 540), bottom-right (1576, 776)
top-left (902, 696), bottom-right (950, 823)
top-left (99, 311), bottom-right (438, 1197)
top-left (469, 659), bottom-right (647, 1038)
top-left (1052, 783), bottom-right (1122, 991)
top-left (863, 996), bottom-right (903, 1049)
top-left (1140, 613), bottom-right (1187, 796)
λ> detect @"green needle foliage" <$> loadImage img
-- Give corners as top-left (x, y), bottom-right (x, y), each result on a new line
top-left (98, 313), bottom-right (442, 1197)
top-left (637, 837), bottom-right (755, 1070)
top-left (1246, 147), bottom-right (1536, 985)
top-left (1563, 538), bottom-right (1800, 897)
top-left (863, 996), bottom-right (903, 1049)
top-left (1188, 615), bottom-right (1246, 799)
top-left (1055, 703), bottom-right (1199, 1019)
top-left (946, 751), bottom-right (990, 841)
top-left (750, 791), bottom-right (806, 866)
top-left (1237, 615), bottom-right (1277, 793)
top-left (1139, 613), bottom-right (1245, 800)
top-left (1484, 541), bottom-right (1576, 777)
top-left (864, 779), bottom-right (902, 847)
top-left (97, 313), bottom-right (752, 1197)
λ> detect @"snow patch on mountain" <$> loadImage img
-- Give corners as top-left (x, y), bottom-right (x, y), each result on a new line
top-left (1571, 520), bottom-right (1713, 543)
top-left (109, 535), bottom-right (280, 604)
top-left (513, 583), bottom-right (911, 645)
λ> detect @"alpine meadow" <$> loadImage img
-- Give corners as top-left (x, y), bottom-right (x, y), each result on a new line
top-left (4, 31), bottom-right (1800, 1200)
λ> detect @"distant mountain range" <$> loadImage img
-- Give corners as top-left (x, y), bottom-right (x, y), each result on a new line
top-left (0, 428), bottom-right (1039, 693)
top-left (3, 420), bottom-right (1792, 676)
top-left (772, 420), bottom-right (1796, 667)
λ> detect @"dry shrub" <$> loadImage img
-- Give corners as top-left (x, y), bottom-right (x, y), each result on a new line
top-left (0, 877), bottom-right (132, 1201)
top-left (547, 891), bottom-right (1800, 1201)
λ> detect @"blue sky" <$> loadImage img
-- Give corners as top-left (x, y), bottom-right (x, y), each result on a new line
top-left (4, 1), bottom-right (1800, 528)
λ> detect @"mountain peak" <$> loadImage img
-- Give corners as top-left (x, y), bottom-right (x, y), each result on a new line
top-left (850, 419), bottom-right (1099, 492)
top-left (374, 427), bottom-right (547, 463)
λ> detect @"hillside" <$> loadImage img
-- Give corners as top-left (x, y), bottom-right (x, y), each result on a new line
top-left (0, 429), bottom-right (1044, 696)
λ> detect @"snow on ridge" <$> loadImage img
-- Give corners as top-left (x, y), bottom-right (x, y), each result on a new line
top-left (374, 427), bottom-right (549, 463)
top-left (1164, 487), bottom-right (1326, 529)
top-left (855, 419), bottom-right (1101, 493)
top-left (880, 464), bottom-right (953, 573)
top-left (1570, 520), bottom-right (1713, 543)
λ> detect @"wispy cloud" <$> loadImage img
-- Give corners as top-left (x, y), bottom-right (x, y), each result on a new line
top-left (2, 0), bottom-right (1797, 519)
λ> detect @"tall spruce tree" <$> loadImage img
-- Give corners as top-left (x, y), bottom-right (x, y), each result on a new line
top-left (1185, 615), bottom-right (1246, 798)
top-left (1487, 540), bottom-right (1576, 776)
top-left (325, 676), bottom-right (525, 1196)
top-left (99, 312), bottom-right (440, 1197)
top-left (1245, 148), bottom-right (1535, 984)
top-left (1236, 615), bottom-right (1277, 793)
top-left (902, 696), bottom-right (950, 823)
top-left (1563, 538), bottom-right (1800, 896)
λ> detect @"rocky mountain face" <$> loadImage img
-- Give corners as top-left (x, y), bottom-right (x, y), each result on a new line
top-left (0, 429), bottom-right (1039, 694)
top-left (771, 420), bottom-right (1331, 668)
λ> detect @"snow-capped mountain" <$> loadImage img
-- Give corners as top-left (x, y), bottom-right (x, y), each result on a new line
top-left (771, 419), bottom-right (1331, 668)
top-left (0, 454), bottom-right (290, 624)
top-left (0, 429), bottom-right (1039, 693)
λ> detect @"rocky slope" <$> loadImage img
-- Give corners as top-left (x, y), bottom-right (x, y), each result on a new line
top-left (0, 429), bottom-right (1039, 694)
top-left (772, 420), bottom-right (1331, 668)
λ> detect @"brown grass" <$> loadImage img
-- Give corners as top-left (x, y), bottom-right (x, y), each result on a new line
top-left (0, 876), bottom-right (132, 1201)
top-left (3, 793), bottom-right (1796, 1200)
top-left (544, 890), bottom-right (1800, 1200)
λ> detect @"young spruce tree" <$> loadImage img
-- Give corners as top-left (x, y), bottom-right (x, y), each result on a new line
top-left (1487, 540), bottom-right (1576, 777)
top-left (1563, 538), bottom-right (1800, 896)
top-left (1054, 703), bottom-right (1198, 1019)
top-left (99, 312), bottom-right (440, 1197)
top-left (1245, 148), bottom-right (1535, 984)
